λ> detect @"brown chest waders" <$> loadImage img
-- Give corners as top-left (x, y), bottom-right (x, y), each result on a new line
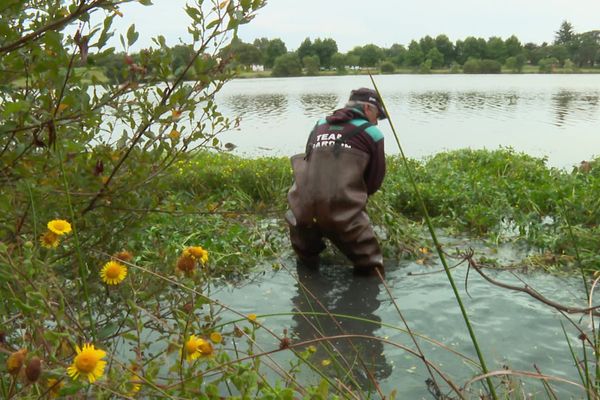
top-left (285, 122), bottom-right (384, 273)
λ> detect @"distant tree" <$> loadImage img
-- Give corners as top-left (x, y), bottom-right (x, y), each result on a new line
top-left (419, 35), bottom-right (436, 55)
top-left (264, 38), bottom-right (287, 68)
top-left (504, 35), bottom-right (523, 58)
top-left (462, 58), bottom-right (481, 73)
top-left (419, 59), bottom-right (432, 73)
top-left (480, 59), bottom-right (502, 73)
top-left (459, 37), bottom-right (486, 63)
top-left (426, 47), bottom-right (444, 69)
top-left (346, 53), bottom-right (360, 67)
top-left (297, 38), bottom-right (315, 62)
top-left (253, 37), bottom-right (270, 56)
top-left (331, 52), bottom-right (347, 73)
top-left (576, 31), bottom-right (600, 67)
top-left (485, 37), bottom-right (507, 63)
top-left (172, 44), bottom-right (195, 72)
top-left (538, 57), bottom-right (559, 72)
top-left (272, 52), bottom-right (301, 76)
top-left (312, 38), bottom-right (338, 68)
top-left (435, 34), bottom-right (455, 65)
top-left (302, 55), bottom-right (320, 75)
top-left (380, 60), bottom-right (395, 73)
top-left (405, 40), bottom-right (424, 67)
top-left (386, 43), bottom-right (407, 66)
top-left (548, 44), bottom-right (569, 65)
top-left (359, 44), bottom-right (384, 67)
top-left (555, 21), bottom-right (576, 45)
top-left (222, 38), bottom-right (262, 67)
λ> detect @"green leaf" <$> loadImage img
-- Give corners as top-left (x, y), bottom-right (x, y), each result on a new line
top-left (2, 101), bottom-right (30, 117)
top-left (127, 24), bottom-right (139, 47)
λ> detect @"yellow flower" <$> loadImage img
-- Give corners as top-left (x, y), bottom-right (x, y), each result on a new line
top-left (66, 343), bottom-right (107, 383)
top-left (40, 231), bottom-right (60, 249)
top-left (209, 331), bottom-right (222, 344)
top-left (47, 219), bottom-right (72, 235)
top-left (321, 359), bottom-right (332, 367)
top-left (184, 335), bottom-right (203, 361)
top-left (46, 378), bottom-right (63, 398)
top-left (247, 313), bottom-right (257, 322)
top-left (169, 129), bottom-right (180, 140)
top-left (100, 261), bottom-right (128, 285)
top-left (183, 246), bottom-right (209, 265)
top-left (185, 335), bottom-right (214, 362)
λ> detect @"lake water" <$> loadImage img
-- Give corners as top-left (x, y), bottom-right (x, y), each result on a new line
top-left (215, 74), bottom-right (600, 169)
top-left (209, 237), bottom-right (590, 398)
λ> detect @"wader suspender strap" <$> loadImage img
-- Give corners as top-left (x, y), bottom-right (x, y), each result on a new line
top-left (333, 122), bottom-right (372, 156)
top-left (304, 122), bottom-right (320, 160)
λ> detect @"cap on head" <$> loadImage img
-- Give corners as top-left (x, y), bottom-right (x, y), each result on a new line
top-left (348, 87), bottom-right (387, 120)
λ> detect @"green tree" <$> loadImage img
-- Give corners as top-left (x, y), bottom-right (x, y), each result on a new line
top-left (435, 34), bottom-right (455, 66)
top-left (576, 31), bottom-right (600, 67)
top-left (504, 35), bottom-right (523, 58)
top-left (386, 43), bottom-right (407, 66)
top-left (263, 38), bottom-right (287, 68)
top-left (302, 55), bottom-right (320, 75)
top-left (297, 37), bottom-right (315, 62)
top-left (462, 57), bottom-right (481, 73)
top-left (555, 21), bottom-right (576, 45)
top-left (405, 40), bottom-right (424, 67)
top-left (419, 35), bottom-right (436, 55)
top-left (312, 38), bottom-right (338, 68)
top-left (331, 52), bottom-right (347, 73)
top-left (272, 52), bottom-right (302, 76)
top-left (459, 36), bottom-right (486, 63)
top-left (359, 44), bottom-right (384, 67)
top-left (380, 60), bottom-right (395, 73)
top-left (485, 36), bottom-right (507, 63)
top-left (426, 47), bottom-right (444, 69)
top-left (539, 57), bottom-right (559, 72)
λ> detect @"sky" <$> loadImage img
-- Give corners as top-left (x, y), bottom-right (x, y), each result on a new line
top-left (99, 0), bottom-right (600, 52)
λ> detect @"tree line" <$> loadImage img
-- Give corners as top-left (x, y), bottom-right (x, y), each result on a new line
top-left (91, 21), bottom-right (599, 82)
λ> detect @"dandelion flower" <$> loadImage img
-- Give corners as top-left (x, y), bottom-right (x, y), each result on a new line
top-left (184, 335), bottom-right (203, 362)
top-left (184, 246), bottom-right (209, 265)
top-left (210, 331), bottom-right (222, 344)
top-left (47, 219), bottom-right (72, 235)
top-left (100, 261), bottom-right (127, 285)
top-left (247, 313), bottom-right (257, 322)
top-left (66, 343), bottom-right (107, 383)
top-left (185, 335), bottom-right (213, 361)
top-left (176, 255), bottom-right (196, 274)
top-left (40, 231), bottom-right (60, 249)
top-left (46, 378), bottom-right (63, 398)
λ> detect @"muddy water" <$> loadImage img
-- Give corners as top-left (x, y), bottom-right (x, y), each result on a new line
top-left (209, 240), bottom-right (589, 398)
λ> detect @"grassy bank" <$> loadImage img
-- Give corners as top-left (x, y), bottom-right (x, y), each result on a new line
top-left (2, 147), bottom-right (599, 398)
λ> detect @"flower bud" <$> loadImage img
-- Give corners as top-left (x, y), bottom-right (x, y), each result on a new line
top-left (6, 349), bottom-right (27, 375)
top-left (25, 356), bottom-right (42, 382)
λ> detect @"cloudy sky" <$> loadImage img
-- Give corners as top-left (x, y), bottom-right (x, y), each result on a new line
top-left (104, 0), bottom-right (600, 52)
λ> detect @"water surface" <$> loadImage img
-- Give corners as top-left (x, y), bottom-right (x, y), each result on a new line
top-left (215, 74), bottom-right (600, 169)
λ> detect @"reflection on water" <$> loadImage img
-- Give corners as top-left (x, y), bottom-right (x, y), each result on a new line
top-left (552, 90), bottom-right (600, 127)
top-left (215, 75), bottom-right (600, 167)
top-left (291, 264), bottom-right (392, 390)
top-left (225, 94), bottom-right (288, 123)
top-left (299, 94), bottom-right (340, 118)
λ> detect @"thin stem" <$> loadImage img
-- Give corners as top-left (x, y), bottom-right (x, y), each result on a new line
top-left (369, 72), bottom-right (497, 399)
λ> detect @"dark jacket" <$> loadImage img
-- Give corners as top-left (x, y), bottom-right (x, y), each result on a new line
top-left (286, 107), bottom-right (385, 231)
top-left (306, 107), bottom-right (385, 195)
